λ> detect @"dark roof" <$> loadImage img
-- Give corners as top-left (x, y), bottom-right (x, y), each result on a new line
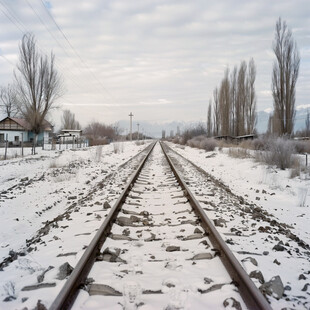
top-left (0, 117), bottom-right (53, 131)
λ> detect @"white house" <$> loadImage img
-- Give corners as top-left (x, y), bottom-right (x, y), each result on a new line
top-left (0, 117), bottom-right (52, 145)
top-left (58, 129), bottom-right (83, 143)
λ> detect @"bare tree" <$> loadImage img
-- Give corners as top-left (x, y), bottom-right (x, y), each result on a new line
top-left (206, 100), bottom-right (212, 137)
top-left (305, 110), bottom-right (310, 137)
top-left (246, 58), bottom-right (257, 134)
top-left (230, 66), bottom-right (237, 136)
top-left (14, 33), bottom-right (63, 152)
top-left (61, 109), bottom-right (81, 129)
top-left (0, 84), bottom-right (18, 117)
top-left (213, 87), bottom-right (220, 136)
top-left (272, 17), bottom-right (300, 136)
top-left (219, 68), bottom-right (230, 136)
top-left (84, 121), bottom-right (116, 145)
top-left (236, 61), bottom-right (247, 136)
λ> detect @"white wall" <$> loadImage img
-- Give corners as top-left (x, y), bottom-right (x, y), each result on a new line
top-left (0, 130), bottom-right (29, 143)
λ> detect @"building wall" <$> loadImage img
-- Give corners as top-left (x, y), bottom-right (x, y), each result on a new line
top-left (0, 130), bottom-right (29, 143)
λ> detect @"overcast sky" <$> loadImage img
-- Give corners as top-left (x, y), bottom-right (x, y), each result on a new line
top-left (0, 0), bottom-right (309, 129)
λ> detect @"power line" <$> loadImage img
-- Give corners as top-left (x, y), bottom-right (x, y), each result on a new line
top-left (39, 0), bottom-right (116, 101)
top-left (0, 2), bottom-right (25, 34)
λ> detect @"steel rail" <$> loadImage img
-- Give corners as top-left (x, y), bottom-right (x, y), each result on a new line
top-left (160, 141), bottom-right (272, 310)
top-left (49, 141), bottom-right (157, 310)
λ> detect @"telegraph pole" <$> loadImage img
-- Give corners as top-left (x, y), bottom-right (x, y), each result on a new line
top-left (137, 123), bottom-right (140, 141)
top-left (129, 112), bottom-right (133, 141)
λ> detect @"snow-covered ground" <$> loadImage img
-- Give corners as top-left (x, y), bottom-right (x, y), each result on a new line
top-left (0, 141), bottom-right (152, 309)
top-left (166, 142), bottom-right (310, 309)
top-left (0, 140), bottom-right (309, 309)
top-left (167, 143), bottom-right (310, 247)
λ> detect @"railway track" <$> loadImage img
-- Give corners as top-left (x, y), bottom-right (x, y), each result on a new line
top-left (50, 141), bottom-right (271, 310)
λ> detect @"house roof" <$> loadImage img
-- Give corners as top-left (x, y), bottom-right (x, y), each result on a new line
top-left (0, 117), bottom-right (53, 131)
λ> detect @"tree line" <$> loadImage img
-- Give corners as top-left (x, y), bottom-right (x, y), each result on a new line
top-left (206, 17), bottom-right (304, 138)
top-left (207, 58), bottom-right (257, 137)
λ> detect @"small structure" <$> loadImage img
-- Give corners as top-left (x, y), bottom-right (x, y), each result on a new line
top-left (0, 117), bottom-right (53, 146)
top-left (58, 129), bottom-right (82, 143)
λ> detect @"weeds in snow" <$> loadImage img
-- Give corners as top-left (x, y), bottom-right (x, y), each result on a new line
top-left (228, 147), bottom-right (251, 159)
top-left (16, 257), bottom-right (43, 274)
top-left (297, 187), bottom-right (308, 207)
top-left (113, 142), bottom-right (124, 154)
top-left (49, 159), bottom-right (62, 168)
top-left (95, 145), bottom-right (103, 162)
top-left (3, 281), bottom-right (16, 300)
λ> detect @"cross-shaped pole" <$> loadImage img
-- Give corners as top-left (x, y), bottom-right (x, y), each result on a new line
top-left (129, 112), bottom-right (133, 141)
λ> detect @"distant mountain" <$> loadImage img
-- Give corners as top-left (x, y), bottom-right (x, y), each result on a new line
top-left (118, 106), bottom-right (310, 137)
top-left (256, 106), bottom-right (310, 134)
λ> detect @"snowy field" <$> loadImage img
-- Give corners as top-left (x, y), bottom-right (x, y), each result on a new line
top-left (0, 141), bottom-right (152, 309)
top-left (0, 140), bottom-right (309, 309)
top-left (168, 142), bottom-right (310, 246)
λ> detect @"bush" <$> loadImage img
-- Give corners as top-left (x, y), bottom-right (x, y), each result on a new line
top-left (228, 147), bottom-right (251, 159)
top-left (199, 138), bottom-right (217, 152)
top-left (293, 140), bottom-right (310, 154)
top-left (186, 136), bottom-right (217, 152)
top-left (264, 138), bottom-right (296, 170)
top-left (113, 142), bottom-right (124, 154)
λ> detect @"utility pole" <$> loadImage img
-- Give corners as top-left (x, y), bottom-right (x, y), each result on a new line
top-left (137, 123), bottom-right (140, 141)
top-left (129, 112), bottom-right (133, 141)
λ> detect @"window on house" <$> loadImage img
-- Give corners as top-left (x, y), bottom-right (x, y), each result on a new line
top-left (15, 136), bottom-right (19, 142)
top-left (0, 134), bottom-right (4, 142)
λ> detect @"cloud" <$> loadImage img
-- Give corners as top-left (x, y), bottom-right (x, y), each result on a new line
top-left (0, 0), bottom-right (309, 128)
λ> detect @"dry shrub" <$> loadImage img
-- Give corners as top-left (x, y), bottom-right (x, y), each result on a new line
top-left (290, 157), bottom-right (302, 178)
top-left (199, 138), bottom-right (217, 152)
top-left (89, 138), bottom-right (109, 146)
top-left (228, 147), bottom-right (251, 159)
top-left (293, 140), bottom-right (310, 154)
top-left (113, 142), bottom-right (124, 154)
top-left (186, 136), bottom-right (217, 152)
top-left (264, 138), bottom-right (296, 170)
top-left (95, 145), bottom-right (103, 162)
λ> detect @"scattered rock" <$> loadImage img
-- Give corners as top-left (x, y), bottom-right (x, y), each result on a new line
top-left (89, 283), bottom-right (122, 296)
top-left (263, 251), bottom-right (269, 256)
top-left (223, 297), bottom-right (242, 310)
top-left (144, 233), bottom-right (161, 242)
top-left (194, 228), bottom-right (203, 234)
top-left (273, 243), bottom-right (286, 252)
top-left (302, 283), bottom-right (310, 291)
top-left (213, 218), bottom-right (227, 227)
top-left (57, 252), bottom-right (77, 257)
top-left (97, 248), bottom-right (126, 263)
top-left (183, 234), bottom-right (203, 241)
top-left (3, 296), bottom-right (16, 302)
top-left (273, 259), bottom-right (281, 265)
top-left (204, 277), bottom-right (213, 284)
top-left (56, 262), bottom-right (73, 280)
top-left (37, 266), bottom-right (54, 283)
top-left (242, 257), bottom-right (258, 266)
top-left (199, 283), bottom-right (226, 294)
top-left (20, 177), bottom-right (29, 182)
top-left (103, 201), bottom-right (111, 209)
top-left (191, 253), bottom-right (213, 260)
top-left (21, 283), bottom-right (56, 291)
top-left (259, 275), bottom-right (284, 299)
top-left (299, 274), bottom-right (307, 280)
top-left (249, 270), bottom-right (265, 284)
top-left (116, 216), bottom-right (137, 226)
top-left (34, 299), bottom-right (47, 310)
top-left (68, 196), bottom-right (77, 200)
top-left (166, 246), bottom-right (180, 252)
top-left (110, 234), bottom-right (133, 241)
